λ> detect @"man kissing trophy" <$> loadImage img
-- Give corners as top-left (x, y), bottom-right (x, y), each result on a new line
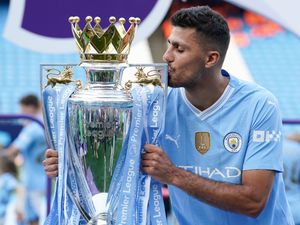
top-left (41, 16), bottom-right (168, 225)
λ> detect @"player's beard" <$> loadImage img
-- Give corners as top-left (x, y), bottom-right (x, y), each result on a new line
top-left (167, 66), bottom-right (206, 89)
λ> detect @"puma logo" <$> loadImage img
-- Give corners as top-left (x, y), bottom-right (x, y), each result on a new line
top-left (165, 134), bottom-right (180, 149)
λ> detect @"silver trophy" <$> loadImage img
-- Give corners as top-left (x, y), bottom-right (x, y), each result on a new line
top-left (41, 16), bottom-right (167, 225)
top-left (66, 16), bottom-right (138, 223)
top-left (68, 62), bottom-right (133, 224)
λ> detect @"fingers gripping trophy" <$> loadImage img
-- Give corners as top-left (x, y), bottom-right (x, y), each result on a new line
top-left (41, 15), bottom-right (168, 225)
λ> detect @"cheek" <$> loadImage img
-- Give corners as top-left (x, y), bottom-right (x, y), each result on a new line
top-left (179, 58), bottom-right (202, 75)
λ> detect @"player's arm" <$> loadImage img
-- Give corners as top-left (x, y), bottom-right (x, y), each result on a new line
top-left (43, 148), bottom-right (58, 177)
top-left (3, 125), bottom-right (34, 159)
top-left (141, 144), bottom-right (274, 218)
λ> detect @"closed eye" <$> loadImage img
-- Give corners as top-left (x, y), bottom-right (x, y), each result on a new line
top-left (167, 39), bottom-right (185, 53)
top-left (177, 48), bottom-right (184, 53)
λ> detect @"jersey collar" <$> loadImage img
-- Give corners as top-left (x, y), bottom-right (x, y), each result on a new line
top-left (180, 70), bottom-right (235, 120)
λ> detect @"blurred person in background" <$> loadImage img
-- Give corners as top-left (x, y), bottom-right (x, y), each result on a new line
top-left (1, 95), bottom-right (47, 225)
top-left (288, 133), bottom-right (300, 143)
top-left (283, 136), bottom-right (300, 225)
top-left (0, 155), bottom-right (18, 225)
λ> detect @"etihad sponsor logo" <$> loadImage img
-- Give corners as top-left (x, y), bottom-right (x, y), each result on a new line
top-left (253, 130), bottom-right (281, 142)
top-left (178, 165), bottom-right (241, 179)
top-left (224, 132), bottom-right (242, 153)
top-left (195, 132), bottom-right (210, 155)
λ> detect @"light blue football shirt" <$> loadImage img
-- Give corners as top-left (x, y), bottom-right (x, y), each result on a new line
top-left (13, 119), bottom-right (47, 192)
top-left (163, 70), bottom-right (294, 225)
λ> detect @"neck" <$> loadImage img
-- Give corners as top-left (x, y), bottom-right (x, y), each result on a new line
top-left (185, 70), bottom-right (229, 111)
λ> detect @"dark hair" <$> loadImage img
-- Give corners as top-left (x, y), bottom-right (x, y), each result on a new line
top-left (20, 94), bottom-right (40, 109)
top-left (0, 155), bottom-right (18, 177)
top-left (171, 6), bottom-right (230, 61)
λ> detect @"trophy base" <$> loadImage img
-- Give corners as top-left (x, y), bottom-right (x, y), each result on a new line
top-left (87, 193), bottom-right (110, 225)
top-left (87, 213), bottom-right (108, 225)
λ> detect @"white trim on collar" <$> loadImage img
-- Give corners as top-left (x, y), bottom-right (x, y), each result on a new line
top-left (180, 84), bottom-right (235, 120)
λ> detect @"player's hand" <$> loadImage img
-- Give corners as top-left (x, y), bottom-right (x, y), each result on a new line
top-left (141, 144), bottom-right (176, 184)
top-left (43, 148), bottom-right (58, 177)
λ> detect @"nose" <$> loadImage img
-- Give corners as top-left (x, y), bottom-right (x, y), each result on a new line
top-left (163, 47), bottom-right (174, 63)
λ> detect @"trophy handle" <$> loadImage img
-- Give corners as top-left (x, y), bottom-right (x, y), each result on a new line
top-left (44, 66), bottom-right (82, 89)
top-left (124, 67), bottom-right (164, 91)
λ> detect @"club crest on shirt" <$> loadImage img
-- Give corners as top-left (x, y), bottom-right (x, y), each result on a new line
top-left (195, 132), bottom-right (210, 155)
top-left (224, 132), bottom-right (242, 153)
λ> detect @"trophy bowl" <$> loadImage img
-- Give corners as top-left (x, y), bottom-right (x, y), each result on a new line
top-left (67, 62), bottom-right (133, 224)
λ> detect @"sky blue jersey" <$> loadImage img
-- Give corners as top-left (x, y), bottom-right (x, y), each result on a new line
top-left (162, 70), bottom-right (294, 225)
top-left (13, 119), bottom-right (47, 192)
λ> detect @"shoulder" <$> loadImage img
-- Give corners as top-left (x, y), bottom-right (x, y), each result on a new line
top-left (226, 73), bottom-right (282, 128)
top-left (230, 75), bottom-right (280, 109)
top-left (16, 122), bottom-right (44, 145)
top-left (24, 121), bottom-right (44, 134)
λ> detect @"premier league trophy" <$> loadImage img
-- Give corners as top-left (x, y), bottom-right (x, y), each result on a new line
top-left (65, 16), bottom-right (137, 224)
top-left (41, 15), bottom-right (168, 225)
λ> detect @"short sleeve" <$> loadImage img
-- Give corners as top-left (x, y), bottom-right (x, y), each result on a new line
top-left (243, 95), bottom-right (283, 172)
top-left (13, 123), bottom-right (44, 153)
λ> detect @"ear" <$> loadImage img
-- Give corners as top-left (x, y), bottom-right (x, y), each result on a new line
top-left (205, 51), bottom-right (220, 68)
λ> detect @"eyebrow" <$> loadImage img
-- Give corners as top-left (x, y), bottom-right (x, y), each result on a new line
top-left (167, 39), bottom-right (188, 49)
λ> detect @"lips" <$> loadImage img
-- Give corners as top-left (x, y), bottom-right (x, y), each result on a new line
top-left (168, 66), bottom-right (174, 74)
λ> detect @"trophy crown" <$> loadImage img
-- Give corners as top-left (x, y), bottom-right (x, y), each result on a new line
top-left (69, 16), bottom-right (140, 63)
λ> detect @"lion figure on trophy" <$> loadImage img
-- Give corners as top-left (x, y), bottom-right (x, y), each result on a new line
top-left (125, 66), bottom-right (163, 90)
top-left (45, 66), bottom-right (82, 89)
